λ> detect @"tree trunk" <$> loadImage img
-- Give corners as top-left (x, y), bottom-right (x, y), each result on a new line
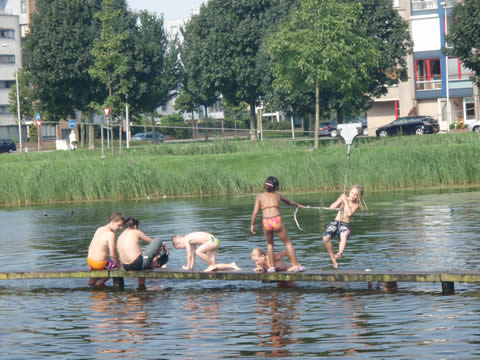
top-left (314, 78), bottom-right (320, 150)
top-left (249, 101), bottom-right (257, 141)
top-left (204, 105), bottom-right (209, 142)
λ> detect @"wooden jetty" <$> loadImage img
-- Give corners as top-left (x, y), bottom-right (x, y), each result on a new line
top-left (1, 269), bottom-right (480, 295)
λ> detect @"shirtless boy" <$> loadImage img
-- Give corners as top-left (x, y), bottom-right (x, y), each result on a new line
top-left (117, 216), bottom-right (169, 288)
top-left (171, 232), bottom-right (241, 272)
top-left (87, 212), bottom-right (124, 287)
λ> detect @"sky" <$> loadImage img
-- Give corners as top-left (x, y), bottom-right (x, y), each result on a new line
top-left (127, 0), bottom-right (206, 22)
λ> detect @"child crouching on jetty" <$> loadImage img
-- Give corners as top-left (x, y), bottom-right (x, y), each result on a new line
top-left (171, 232), bottom-right (241, 272)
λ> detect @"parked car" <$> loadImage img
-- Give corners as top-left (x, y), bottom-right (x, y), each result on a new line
top-left (131, 132), bottom-right (164, 143)
top-left (0, 139), bottom-right (16, 153)
top-left (376, 116), bottom-right (439, 137)
top-left (467, 120), bottom-right (480, 133)
top-left (318, 121), bottom-right (337, 137)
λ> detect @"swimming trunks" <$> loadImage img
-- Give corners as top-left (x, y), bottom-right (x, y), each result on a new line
top-left (122, 254), bottom-right (143, 271)
top-left (262, 215), bottom-right (283, 231)
top-left (87, 257), bottom-right (118, 270)
top-left (209, 235), bottom-right (220, 247)
top-left (323, 221), bottom-right (351, 239)
top-left (122, 237), bottom-right (167, 270)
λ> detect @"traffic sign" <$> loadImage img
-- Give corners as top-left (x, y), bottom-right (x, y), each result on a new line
top-left (104, 108), bottom-right (110, 118)
top-left (35, 113), bottom-right (42, 127)
top-left (68, 119), bottom-right (76, 128)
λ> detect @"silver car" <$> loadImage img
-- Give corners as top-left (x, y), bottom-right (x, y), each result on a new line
top-left (467, 120), bottom-right (480, 133)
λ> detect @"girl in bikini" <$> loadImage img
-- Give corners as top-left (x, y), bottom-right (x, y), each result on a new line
top-left (250, 176), bottom-right (304, 272)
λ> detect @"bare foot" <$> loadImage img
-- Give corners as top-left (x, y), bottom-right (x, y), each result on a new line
top-left (332, 260), bottom-right (338, 269)
top-left (204, 265), bottom-right (217, 272)
top-left (182, 265), bottom-right (191, 271)
top-left (335, 252), bottom-right (342, 259)
top-left (231, 262), bottom-right (241, 271)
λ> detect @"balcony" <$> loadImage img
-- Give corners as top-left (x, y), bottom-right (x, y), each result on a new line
top-left (412, 0), bottom-right (438, 11)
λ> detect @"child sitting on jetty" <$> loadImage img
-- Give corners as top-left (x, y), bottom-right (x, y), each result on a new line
top-left (171, 232), bottom-right (241, 272)
top-left (87, 212), bottom-right (124, 287)
top-left (250, 248), bottom-right (290, 272)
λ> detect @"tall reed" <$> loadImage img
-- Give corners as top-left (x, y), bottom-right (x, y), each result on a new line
top-left (1, 134), bottom-right (479, 205)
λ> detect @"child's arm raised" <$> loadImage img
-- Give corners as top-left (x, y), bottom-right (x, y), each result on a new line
top-left (279, 194), bottom-right (303, 208)
top-left (330, 194), bottom-right (345, 210)
top-left (251, 196), bottom-right (261, 234)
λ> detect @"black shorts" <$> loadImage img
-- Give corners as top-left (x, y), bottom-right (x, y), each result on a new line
top-left (323, 221), bottom-right (351, 239)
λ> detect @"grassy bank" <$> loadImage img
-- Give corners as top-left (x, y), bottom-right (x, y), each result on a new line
top-left (1, 133), bottom-right (480, 205)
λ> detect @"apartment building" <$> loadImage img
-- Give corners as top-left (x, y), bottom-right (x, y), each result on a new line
top-left (368, 0), bottom-right (479, 135)
top-left (0, 0), bottom-right (34, 139)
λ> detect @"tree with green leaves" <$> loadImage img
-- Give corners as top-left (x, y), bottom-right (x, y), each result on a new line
top-left (203, 0), bottom-right (296, 141)
top-left (180, 5), bottom-right (220, 142)
top-left (8, 69), bottom-right (34, 122)
top-left (448, 0), bottom-right (480, 84)
top-left (89, 0), bottom-right (131, 117)
top-left (22, 0), bottom-right (104, 121)
top-left (267, 0), bottom-right (381, 149)
top-left (129, 10), bottom-right (179, 142)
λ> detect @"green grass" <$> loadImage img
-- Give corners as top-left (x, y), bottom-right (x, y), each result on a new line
top-left (1, 133), bottom-right (479, 205)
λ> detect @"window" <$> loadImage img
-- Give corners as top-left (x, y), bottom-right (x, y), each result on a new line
top-left (393, 0), bottom-right (399, 7)
top-left (0, 29), bottom-right (15, 39)
top-left (447, 57), bottom-right (473, 81)
top-left (0, 80), bottom-right (14, 88)
top-left (411, 0), bottom-right (438, 11)
top-left (0, 105), bottom-right (9, 113)
top-left (21, 0), bottom-right (27, 13)
top-left (465, 98), bottom-right (475, 121)
top-left (415, 58), bottom-right (442, 90)
top-left (0, 55), bottom-right (15, 64)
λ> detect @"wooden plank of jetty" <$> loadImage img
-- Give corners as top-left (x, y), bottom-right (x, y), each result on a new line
top-left (1, 270), bottom-right (480, 294)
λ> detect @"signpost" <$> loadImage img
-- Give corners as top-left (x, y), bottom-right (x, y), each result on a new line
top-left (35, 113), bottom-right (41, 152)
top-left (104, 108), bottom-right (110, 149)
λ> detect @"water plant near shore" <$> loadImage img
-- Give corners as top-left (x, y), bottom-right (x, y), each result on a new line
top-left (1, 133), bottom-right (479, 205)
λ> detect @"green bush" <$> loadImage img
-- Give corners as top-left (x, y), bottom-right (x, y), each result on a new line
top-left (160, 113), bottom-right (193, 139)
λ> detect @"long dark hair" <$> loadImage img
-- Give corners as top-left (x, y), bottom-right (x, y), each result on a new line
top-left (264, 176), bottom-right (279, 192)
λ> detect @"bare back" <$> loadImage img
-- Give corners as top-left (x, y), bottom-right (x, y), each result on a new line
top-left (117, 228), bottom-right (144, 264)
top-left (183, 231), bottom-right (212, 245)
top-left (256, 192), bottom-right (282, 218)
top-left (88, 225), bottom-right (115, 261)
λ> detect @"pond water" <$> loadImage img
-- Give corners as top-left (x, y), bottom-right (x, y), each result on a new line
top-left (1, 188), bottom-right (480, 359)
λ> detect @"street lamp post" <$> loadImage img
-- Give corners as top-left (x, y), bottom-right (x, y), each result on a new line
top-left (441, 1), bottom-right (451, 132)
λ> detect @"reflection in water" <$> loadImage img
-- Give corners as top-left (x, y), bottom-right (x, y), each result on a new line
top-left (88, 291), bottom-right (156, 358)
top-left (255, 290), bottom-right (302, 358)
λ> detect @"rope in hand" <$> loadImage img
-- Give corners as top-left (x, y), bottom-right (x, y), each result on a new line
top-left (294, 206), bottom-right (341, 231)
